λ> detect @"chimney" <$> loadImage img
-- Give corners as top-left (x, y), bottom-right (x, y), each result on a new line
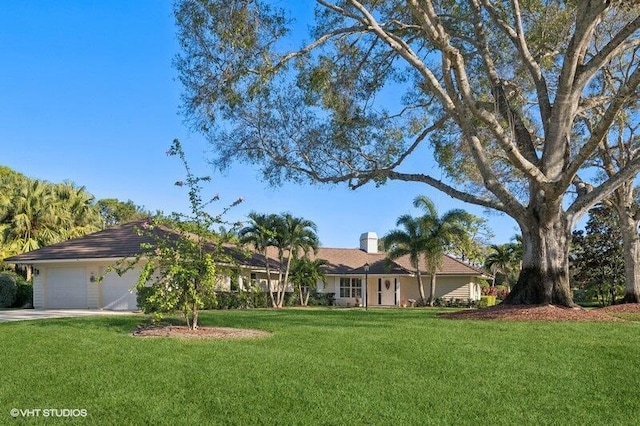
top-left (360, 232), bottom-right (378, 254)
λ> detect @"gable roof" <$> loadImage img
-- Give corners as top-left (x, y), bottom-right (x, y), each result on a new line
top-left (4, 221), bottom-right (485, 277)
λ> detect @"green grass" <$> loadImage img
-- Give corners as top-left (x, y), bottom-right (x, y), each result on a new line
top-left (2, 309), bottom-right (640, 425)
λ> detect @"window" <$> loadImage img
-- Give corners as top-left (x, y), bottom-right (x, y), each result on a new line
top-left (340, 277), bottom-right (362, 298)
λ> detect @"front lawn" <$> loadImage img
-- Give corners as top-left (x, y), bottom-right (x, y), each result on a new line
top-left (2, 309), bottom-right (640, 425)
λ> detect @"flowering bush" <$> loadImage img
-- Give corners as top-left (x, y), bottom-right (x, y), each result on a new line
top-left (126, 139), bottom-right (242, 329)
top-left (481, 286), bottom-right (498, 296)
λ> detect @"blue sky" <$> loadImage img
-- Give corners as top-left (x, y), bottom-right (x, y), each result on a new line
top-left (0, 1), bottom-right (518, 248)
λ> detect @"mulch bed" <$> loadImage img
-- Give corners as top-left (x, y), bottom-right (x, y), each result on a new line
top-left (132, 325), bottom-right (272, 339)
top-left (440, 303), bottom-right (640, 322)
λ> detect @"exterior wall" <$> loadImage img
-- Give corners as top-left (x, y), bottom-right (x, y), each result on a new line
top-left (433, 276), bottom-right (472, 300)
top-left (397, 275), bottom-right (479, 302)
top-left (398, 276), bottom-right (422, 301)
top-left (32, 271), bottom-right (45, 309)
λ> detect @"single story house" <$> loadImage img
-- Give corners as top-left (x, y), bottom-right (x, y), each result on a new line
top-left (4, 222), bottom-right (487, 310)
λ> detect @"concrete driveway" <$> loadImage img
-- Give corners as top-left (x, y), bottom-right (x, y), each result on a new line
top-left (0, 309), bottom-right (137, 323)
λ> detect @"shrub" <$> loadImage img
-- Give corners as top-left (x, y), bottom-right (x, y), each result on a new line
top-left (495, 285), bottom-right (510, 301)
top-left (14, 279), bottom-right (33, 308)
top-left (307, 292), bottom-right (335, 306)
top-left (479, 295), bottom-right (497, 307)
top-left (136, 286), bottom-right (161, 313)
top-left (482, 286), bottom-right (498, 296)
top-left (0, 272), bottom-right (18, 308)
top-left (433, 298), bottom-right (476, 308)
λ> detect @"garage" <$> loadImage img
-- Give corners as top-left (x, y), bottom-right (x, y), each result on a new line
top-left (45, 267), bottom-right (88, 309)
top-left (100, 268), bottom-right (139, 311)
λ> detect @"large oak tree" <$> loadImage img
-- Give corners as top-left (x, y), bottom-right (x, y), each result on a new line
top-left (175, 0), bottom-right (640, 306)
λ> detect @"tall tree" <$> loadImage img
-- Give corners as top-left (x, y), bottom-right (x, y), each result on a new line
top-left (3, 179), bottom-right (63, 254)
top-left (593, 105), bottom-right (640, 302)
top-left (446, 214), bottom-right (493, 267)
top-left (275, 213), bottom-right (319, 308)
top-left (485, 244), bottom-right (518, 288)
top-left (571, 206), bottom-right (625, 306)
top-left (175, 0), bottom-right (640, 306)
top-left (413, 195), bottom-right (472, 306)
top-left (385, 195), bottom-right (471, 305)
top-left (384, 214), bottom-right (430, 302)
top-left (53, 182), bottom-right (103, 239)
top-left (239, 212), bottom-right (279, 307)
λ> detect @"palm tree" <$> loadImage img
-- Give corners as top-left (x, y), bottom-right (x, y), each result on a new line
top-left (485, 237), bottom-right (522, 288)
top-left (413, 195), bottom-right (472, 306)
top-left (275, 213), bottom-right (319, 308)
top-left (54, 182), bottom-right (103, 238)
top-left (239, 212), bottom-right (279, 307)
top-left (484, 244), bottom-right (514, 287)
top-left (386, 196), bottom-right (472, 306)
top-left (3, 179), bottom-right (62, 254)
top-left (384, 214), bottom-right (430, 302)
top-left (290, 257), bottom-right (327, 306)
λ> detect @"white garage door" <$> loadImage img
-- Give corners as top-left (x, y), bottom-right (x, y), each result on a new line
top-left (46, 267), bottom-right (88, 309)
top-left (101, 268), bottom-right (139, 311)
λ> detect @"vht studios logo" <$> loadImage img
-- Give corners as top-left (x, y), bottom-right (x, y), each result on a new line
top-left (10, 408), bottom-right (88, 418)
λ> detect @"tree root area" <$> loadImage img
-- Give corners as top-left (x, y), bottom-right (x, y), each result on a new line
top-left (132, 325), bottom-right (272, 339)
top-left (441, 303), bottom-right (640, 322)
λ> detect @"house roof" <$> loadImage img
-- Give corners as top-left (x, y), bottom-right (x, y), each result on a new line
top-left (307, 247), bottom-right (485, 276)
top-left (3, 221), bottom-right (156, 262)
top-left (4, 220), bottom-right (485, 277)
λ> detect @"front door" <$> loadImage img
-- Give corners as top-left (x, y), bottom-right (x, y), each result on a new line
top-left (378, 278), bottom-right (396, 306)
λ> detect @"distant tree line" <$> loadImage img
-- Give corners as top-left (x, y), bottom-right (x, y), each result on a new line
top-left (0, 165), bottom-right (149, 267)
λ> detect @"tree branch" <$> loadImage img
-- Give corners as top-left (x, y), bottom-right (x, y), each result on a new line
top-left (480, 0), bottom-right (552, 127)
top-left (558, 63), bottom-right (640, 194)
top-left (568, 154), bottom-right (640, 222)
top-left (384, 171), bottom-right (507, 212)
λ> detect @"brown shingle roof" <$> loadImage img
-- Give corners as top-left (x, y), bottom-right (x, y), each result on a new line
top-left (309, 247), bottom-right (483, 276)
top-left (5, 221), bottom-right (484, 277)
top-left (4, 221), bottom-right (155, 262)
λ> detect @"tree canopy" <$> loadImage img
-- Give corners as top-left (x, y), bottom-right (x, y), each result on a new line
top-left (175, 0), bottom-right (640, 306)
top-left (0, 167), bottom-right (103, 260)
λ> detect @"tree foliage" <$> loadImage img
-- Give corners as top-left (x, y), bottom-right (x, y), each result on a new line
top-left (0, 167), bottom-right (103, 262)
top-left (484, 239), bottom-right (522, 288)
top-left (174, 0), bottom-right (640, 306)
top-left (239, 211), bottom-right (319, 308)
top-left (96, 198), bottom-right (150, 228)
top-left (384, 195), bottom-right (475, 305)
top-left (571, 206), bottom-right (625, 306)
top-left (290, 257), bottom-right (327, 306)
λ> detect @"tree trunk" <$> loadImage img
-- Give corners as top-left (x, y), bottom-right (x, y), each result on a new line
top-left (281, 248), bottom-right (294, 308)
top-left (503, 208), bottom-right (575, 306)
top-left (192, 305), bottom-right (199, 330)
top-left (298, 284), bottom-right (304, 306)
top-left (415, 264), bottom-right (426, 302)
top-left (428, 272), bottom-right (436, 307)
top-left (262, 249), bottom-right (277, 308)
top-left (619, 213), bottom-right (640, 303)
top-left (276, 257), bottom-right (285, 308)
top-left (304, 289), bottom-right (310, 306)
